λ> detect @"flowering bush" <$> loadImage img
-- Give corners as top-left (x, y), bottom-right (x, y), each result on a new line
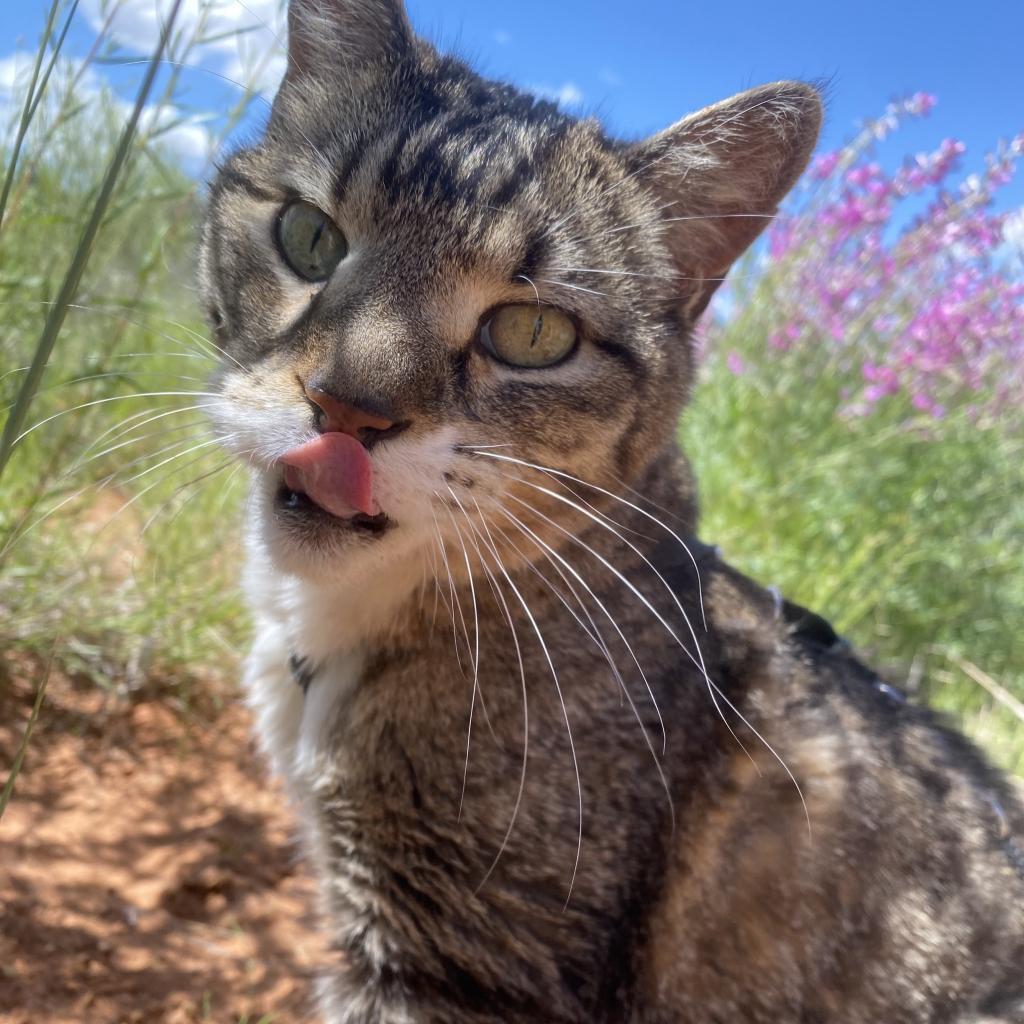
top-left (747, 94), bottom-right (1023, 425)
top-left (686, 97), bottom-right (1024, 772)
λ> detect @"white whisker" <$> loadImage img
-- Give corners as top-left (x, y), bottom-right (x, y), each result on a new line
top-left (448, 496), bottom-right (530, 896)
top-left (462, 449), bottom-right (707, 630)
top-left (501, 481), bottom-right (753, 768)
top-left (484, 466), bottom-right (810, 835)
top-left (535, 278), bottom-right (607, 299)
top-left (439, 493), bottom-right (488, 820)
top-left (464, 494), bottom-right (584, 908)
top-left (494, 507), bottom-right (675, 832)
top-left (431, 510), bottom-right (472, 677)
top-left (498, 504), bottom-right (668, 757)
top-left (14, 392), bottom-right (219, 447)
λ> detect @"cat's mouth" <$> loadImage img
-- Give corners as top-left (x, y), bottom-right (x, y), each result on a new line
top-left (274, 479), bottom-right (392, 534)
top-left (273, 434), bottom-right (393, 536)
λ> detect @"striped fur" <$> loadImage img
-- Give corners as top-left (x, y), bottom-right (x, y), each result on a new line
top-left (198, 1), bottom-right (1024, 1021)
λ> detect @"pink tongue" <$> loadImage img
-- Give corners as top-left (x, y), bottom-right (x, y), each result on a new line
top-left (280, 433), bottom-right (376, 517)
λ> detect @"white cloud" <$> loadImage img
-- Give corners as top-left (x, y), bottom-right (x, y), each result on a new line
top-left (136, 105), bottom-right (217, 172)
top-left (80, 0), bottom-right (287, 96)
top-left (996, 207), bottom-right (1024, 271)
top-left (0, 49), bottom-right (216, 175)
top-left (2, 1), bottom-right (290, 177)
top-left (1004, 208), bottom-right (1024, 252)
top-left (529, 81), bottom-right (584, 108)
top-left (492, 29), bottom-right (512, 46)
top-left (0, 51), bottom-right (37, 108)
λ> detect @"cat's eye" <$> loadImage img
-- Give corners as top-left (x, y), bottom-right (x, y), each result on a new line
top-left (275, 200), bottom-right (347, 282)
top-left (479, 304), bottom-right (578, 368)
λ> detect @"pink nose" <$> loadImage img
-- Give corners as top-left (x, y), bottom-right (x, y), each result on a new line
top-left (305, 386), bottom-right (395, 440)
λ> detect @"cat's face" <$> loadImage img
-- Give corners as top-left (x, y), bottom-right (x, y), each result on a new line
top-left (199, 0), bottom-right (820, 586)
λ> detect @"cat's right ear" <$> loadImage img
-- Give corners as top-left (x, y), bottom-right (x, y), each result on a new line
top-left (627, 82), bottom-right (822, 319)
top-left (284, 0), bottom-right (413, 83)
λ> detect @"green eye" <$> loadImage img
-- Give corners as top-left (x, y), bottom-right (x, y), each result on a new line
top-left (275, 200), bottom-right (347, 282)
top-left (479, 304), bottom-right (578, 368)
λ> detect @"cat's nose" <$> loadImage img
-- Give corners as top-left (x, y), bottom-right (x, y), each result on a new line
top-left (304, 385), bottom-right (405, 448)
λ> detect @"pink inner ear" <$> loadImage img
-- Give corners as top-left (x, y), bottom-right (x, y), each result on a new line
top-left (280, 433), bottom-right (377, 517)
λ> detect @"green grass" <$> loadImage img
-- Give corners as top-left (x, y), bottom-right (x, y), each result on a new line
top-left (0, 1), bottom-right (254, 708)
top-left (683, 290), bottom-right (1024, 774)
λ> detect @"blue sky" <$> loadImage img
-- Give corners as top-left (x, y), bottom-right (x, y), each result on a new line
top-left (2, 0), bottom-right (1023, 220)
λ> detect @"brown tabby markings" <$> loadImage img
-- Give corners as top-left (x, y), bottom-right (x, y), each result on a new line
top-left (199, 0), bottom-right (1024, 1021)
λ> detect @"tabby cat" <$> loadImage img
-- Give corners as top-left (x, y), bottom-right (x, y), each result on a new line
top-left (198, 0), bottom-right (1024, 1020)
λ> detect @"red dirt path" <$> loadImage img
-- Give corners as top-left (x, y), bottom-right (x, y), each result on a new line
top-left (0, 660), bottom-right (328, 1024)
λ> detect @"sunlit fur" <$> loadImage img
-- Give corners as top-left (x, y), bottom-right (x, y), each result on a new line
top-left (199, 1), bottom-right (1024, 1021)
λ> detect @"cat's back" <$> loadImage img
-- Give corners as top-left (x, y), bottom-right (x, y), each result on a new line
top-left (639, 550), bottom-right (1024, 1023)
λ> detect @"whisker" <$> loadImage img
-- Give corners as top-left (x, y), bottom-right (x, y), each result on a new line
top-left (494, 475), bottom-right (811, 834)
top-left (95, 57), bottom-right (273, 107)
top-left (13, 391), bottom-right (219, 447)
top-left (1, 365), bottom-right (30, 384)
top-left (498, 504), bottom-right (670, 767)
top-left (21, 370), bottom-right (207, 403)
top-left (492, 509), bottom-right (675, 833)
top-left (464, 494), bottom-right (583, 908)
top-left (0, 477), bottom-right (113, 560)
top-left (214, 462), bottom-right (246, 519)
top-left (69, 418), bottom-right (212, 476)
top-left (501, 482), bottom-right (750, 764)
top-left (460, 449), bottom-right (707, 630)
top-left (549, 266), bottom-right (675, 281)
top-left (608, 471), bottom-right (690, 529)
top-left (535, 147), bottom-right (677, 242)
top-left (161, 315), bottom-right (250, 374)
top-left (597, 209), bottom-right (780, 241)
top-left (0, 300), bottom-right (228, 370)
top-left (431, 510), bottom-right (472, 677)
top-left (535, 278), bottom-right (607, 299)
top-left (438, 493), bottom-right (487, 821)
top-left (82, 403), bottom-right (218, 459)
top-left (117, 434), bottom-right (230, 488)
top-left (111, 351), bottom-right (212, 363)
top-left (514, 274), bottom-right (542, 307)
top-left (65, 430), bottom-right (219, 493)
top-left (139, 457), bottom-right (235, 540)
top-left (497, 512), bottom-right (679, 831)
top-left (88, 446), bottom-right (238, 549)
top-left (448, 497), bottom-right (530, 895)
top-left (425, 537), bottom-right (448, 630)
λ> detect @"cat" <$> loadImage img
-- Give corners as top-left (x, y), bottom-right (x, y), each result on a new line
top-left (198, 0), bottom-right (1024, 1020)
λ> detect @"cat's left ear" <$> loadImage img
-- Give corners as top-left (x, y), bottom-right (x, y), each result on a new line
top-left (628, 82), bottom-right (822, 317)
top-left (284, 0), bottom-right (413, 83)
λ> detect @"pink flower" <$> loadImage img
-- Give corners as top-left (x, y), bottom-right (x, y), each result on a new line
top-left (726, 351), bottom-right (746, 375)
top-left (811, 151), bottom-right (841, 180)
top-left (703, 92), bottom-right (1024, 427)
top-left (908, 91), bottom-right (937, 115)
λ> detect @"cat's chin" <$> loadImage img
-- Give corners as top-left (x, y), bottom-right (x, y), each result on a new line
top-left (264, 484), bottom-right (398, 575)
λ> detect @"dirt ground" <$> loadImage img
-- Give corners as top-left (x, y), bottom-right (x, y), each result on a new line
top-left (0, 658), bottom-right (329, 1024)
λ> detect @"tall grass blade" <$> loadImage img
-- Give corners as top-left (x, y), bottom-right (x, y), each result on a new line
top-left (0, 646), bottom-right (55, 822)
top-left (0, 0), bottom-right (62, 232)
top-left (0, 0), bottom-right (186, 483)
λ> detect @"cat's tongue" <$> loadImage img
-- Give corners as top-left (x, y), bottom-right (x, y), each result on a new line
top-left (280, 433), bottom-right (376, 518)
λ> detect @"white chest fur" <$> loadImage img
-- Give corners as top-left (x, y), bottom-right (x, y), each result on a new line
top-left (242, 615), bottom-right (364, 795)
top-left (240, 519), bottom-right (426, 795)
